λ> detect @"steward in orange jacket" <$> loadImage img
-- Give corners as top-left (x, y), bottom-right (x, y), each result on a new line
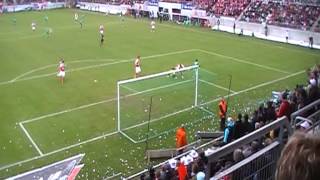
top-left (176, 125), bottom-right (187, 154)
top-left (219, 97), bottom-right (227, 131)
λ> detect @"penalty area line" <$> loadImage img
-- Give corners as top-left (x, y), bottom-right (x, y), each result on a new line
top-left (198, 49), bottom-right (291, 74)
top-left (199, 79), bottom-right (236, 93)
top-left (19, 123), bottom-right (43, 156)
top-left (21, 79), bottom-right (193, 124)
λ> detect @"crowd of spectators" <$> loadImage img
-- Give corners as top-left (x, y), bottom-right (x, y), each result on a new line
top-left (241, 1), bottom-right (320, 30)
top-left (209, 0), bottom-right (251, 17)
top-left (314, 21), bottom-right (320, 32)
top-left (140, 64), bottom-right (320, 180)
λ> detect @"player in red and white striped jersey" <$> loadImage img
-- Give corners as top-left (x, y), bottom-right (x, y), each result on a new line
top-left (134, 56), bottom-right (141, 78)
top-left (57, 59), bottom-right (65, 85)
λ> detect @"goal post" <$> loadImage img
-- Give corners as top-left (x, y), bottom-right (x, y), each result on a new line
top-left (116, 64), bottom-right (209, 143)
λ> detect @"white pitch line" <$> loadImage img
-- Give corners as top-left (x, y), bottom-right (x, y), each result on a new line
top-left (0, 131), bottom-right (118, 172)
top-left (200, 70), bottom-right (305, 107)
top-left (0, 70), bottom-right (305, 172)
top-left (44, 131), bottom-right (118, 157)
top-left (200, 68), bottom-right (218, 76)
top-left (121, 85), bottom-right (139, 93)
top-left (123, 113), bottom-right (213, 144)
top-left (19, 123), bottom-right (43, 156)
top-left (21, 79), bottom-right (192, 124)
top-left (10, 64), bottom-right (57, 83)
top-left (104, 172), bottom-right (122, 180)
top-left (200, 79), bottom-right (236, 93)
top-left (197, 49), bottom-right (291, 74)
top-left (119, 131), bottom-right (138, 144)
top-left (0, 49), bottom-right (197, 86)
top-left (198, 106), bottom-right (215, 116)
top-left (11, 58), bottom-right (118, 82)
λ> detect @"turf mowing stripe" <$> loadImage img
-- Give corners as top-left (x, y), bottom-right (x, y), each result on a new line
top-left (124, 113), bottom-right (214, 144)
top-left (0, 48), bottom-right (291, 86)
top-left (0, 70), bottom-right (305, 172)
top-left (19, 123), bottom-right (43, 156)
top-left (156, 22), bottom-right (320, 57)
top-left (0, 131), bottom-right (118, 171)
top-left (0, 21), bottom-right (125, 41)
top-left (0, 49), bottom-right (197, 86)
top-left (122, 106), bottom-right (195, 132)
top-left (21, 79), bottom-right (193, 124)
top-left (11, 59), bottom-right (118, 82)
top-left (198, 49), bottom-right (291, 74)
top-left (199, 79), bottom-right (236, 93)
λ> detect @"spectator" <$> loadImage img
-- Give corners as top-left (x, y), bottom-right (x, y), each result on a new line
top-left (242, 113), bottom-right (251, 134)
top-left (265, 101), bottom-right (276, 122)
top-left (296, 87), bottom-right (309, 110)
top-left (177, 161), bottom-right (187, 180)
top-left (276, 132), bottom-right (320, 180)
top-left (218, 97), bottom-right (227, 131)
top-left (192, 163), bottom-right (205, 180)
top-left (233, 148), bottom-right (244, 163)
top-left (276, 92), bottom-right (291, 119)
top-left (234, 113), bottom-right (244, 139)
top-left (223, 117), bottom-right (235, 144)
top-left (257, 104), bottom-right (266, 123)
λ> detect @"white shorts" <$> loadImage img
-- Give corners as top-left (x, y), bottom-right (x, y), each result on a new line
top-left (57, 71), bottom-right (65, 77)
top-left (135, 66), bottom-right (141, 74)
top-left (151, 25), bottom-right (155, 29)
top-left (100, 30), bottom-right (104, 35)
top-left (32, 26), bottom-right (36, 30)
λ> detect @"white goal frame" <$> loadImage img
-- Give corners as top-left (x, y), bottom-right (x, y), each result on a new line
top-left (116, 64), bottom-right (199, 143)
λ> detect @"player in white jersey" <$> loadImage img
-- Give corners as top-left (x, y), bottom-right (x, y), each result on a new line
top-left (74, 13), bottom-right (78, 21)
top-left (31, 21), bottom-right (36, 31)
top-left (99, 24), bottom-right (104, 35)
top-left (57, 59), bottom-right (66, 85)
top-left (150, 20), bottom-right (155, 32)
top-left (170, 64), bottom-right (185, 79)
top-left (134, 56), bottom-right (141, 78)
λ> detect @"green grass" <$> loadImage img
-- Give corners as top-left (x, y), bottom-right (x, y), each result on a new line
top-left (0, 8), bottom-right (319, 179)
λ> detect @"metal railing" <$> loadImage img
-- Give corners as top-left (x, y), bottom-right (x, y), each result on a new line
top-left (206, 116), bottom-right (291, 179)
top-left (291, 98), bottom-right (320, 127)
top-left (124, 136), bottom-right (223, 179)
top-left (212, 141), bottom-right (281, 180)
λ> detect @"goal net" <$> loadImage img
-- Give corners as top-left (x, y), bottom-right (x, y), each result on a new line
top-left (117, 65), bottom-right (217, 143)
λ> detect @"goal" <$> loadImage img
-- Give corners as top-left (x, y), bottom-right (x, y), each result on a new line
top-left (116, 64), bottom-right (214, 143)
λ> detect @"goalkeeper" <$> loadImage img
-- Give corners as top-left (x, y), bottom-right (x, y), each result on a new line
top-left (170, 64), bottom-right (185, 79)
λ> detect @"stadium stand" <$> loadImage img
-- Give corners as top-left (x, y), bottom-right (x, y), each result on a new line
top-left (212, 0), bottom-right (251, 17)
top-left (241, 1), bottom-right (320, 30)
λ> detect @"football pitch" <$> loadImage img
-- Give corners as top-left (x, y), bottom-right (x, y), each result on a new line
top-left (0, 8), bottom-right (319, 179)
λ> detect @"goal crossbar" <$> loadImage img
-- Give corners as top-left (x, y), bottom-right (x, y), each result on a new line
top-left (117, 64), bottom-right (199, 85)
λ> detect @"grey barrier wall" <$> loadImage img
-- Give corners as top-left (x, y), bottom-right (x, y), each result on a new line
top-left (212, 16), bottom-right (320, 48)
